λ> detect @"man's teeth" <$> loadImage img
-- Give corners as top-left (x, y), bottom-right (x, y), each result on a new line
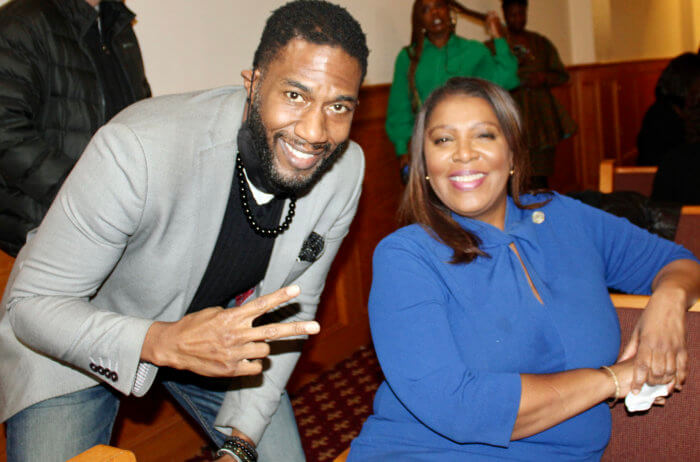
top-left (434, 18), bottom-right (442, 24)
top-left (450, 173), bottom-right (485, 182)
top-left (286, 142), bottom-right (315, 159)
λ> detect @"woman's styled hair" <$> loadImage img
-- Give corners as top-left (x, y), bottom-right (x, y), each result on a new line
top-left (399, 77), bottom-right (549, 264)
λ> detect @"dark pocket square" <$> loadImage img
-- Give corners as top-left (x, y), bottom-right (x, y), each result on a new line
top-left (298, 232), bottom-right (325, 263)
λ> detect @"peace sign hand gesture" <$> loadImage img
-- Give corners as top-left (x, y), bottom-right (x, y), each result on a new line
top-left (141, 285), bottom-right (319, 377)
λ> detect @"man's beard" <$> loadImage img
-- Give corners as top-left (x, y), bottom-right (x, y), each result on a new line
top-left (247, 96), bottom-right (347, 196)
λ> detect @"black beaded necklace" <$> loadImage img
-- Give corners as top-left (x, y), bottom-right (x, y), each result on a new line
top-left (236, 153), bottom-right (296, 238)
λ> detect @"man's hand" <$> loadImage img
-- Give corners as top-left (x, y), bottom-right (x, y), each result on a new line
top-left (141, 285), bottom-right (320, 377)
top-left (618, 290), bottom-right (687, 394)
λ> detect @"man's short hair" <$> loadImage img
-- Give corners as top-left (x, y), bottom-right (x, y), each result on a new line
top-left (253, 0), bottom-right (369, 82)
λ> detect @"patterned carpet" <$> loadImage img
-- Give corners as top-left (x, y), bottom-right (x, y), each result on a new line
top-left (291, 346), bottom-right (383, 462)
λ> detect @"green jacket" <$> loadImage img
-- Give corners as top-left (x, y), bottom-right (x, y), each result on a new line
top-left (386, 35), bottom-right (519, 156)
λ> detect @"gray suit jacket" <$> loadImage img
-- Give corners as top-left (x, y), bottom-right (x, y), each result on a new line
top-left (0, 86), bottom-right (365, 442)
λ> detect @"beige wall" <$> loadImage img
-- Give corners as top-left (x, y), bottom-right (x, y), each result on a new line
top-left (592, 0), bottom-right (698, 62)
top-left (126, 0), bottom-right (576, 95)
top-left (0, 0), bottom-right (572, 94)
top-left (0, 0), bottom-right (694, 95)
top-left (693, 0), bottom-right (700, 49)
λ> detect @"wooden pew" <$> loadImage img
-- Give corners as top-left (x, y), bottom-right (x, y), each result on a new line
top-left (68, 445), bottom-right (136, 462)
top-left (598, 158), bottom-right (658, 196)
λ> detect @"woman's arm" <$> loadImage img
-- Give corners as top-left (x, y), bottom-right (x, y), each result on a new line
top-left (569, 196), bottom-right (700, 393)
top-left (514, 360), bottom-right (634, 439)
top-left (619, 259), bottom-right (700, 392)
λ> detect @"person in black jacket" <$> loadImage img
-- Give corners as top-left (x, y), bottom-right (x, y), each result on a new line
top-left (0, 0), bottom-right (150, 256)
top-left (651, 77), bottom-right (700, 204)
top-left (636, 52), bottom-right (700, 167)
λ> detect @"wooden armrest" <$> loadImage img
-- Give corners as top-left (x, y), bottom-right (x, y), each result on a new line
top-left (610, 294), bottom-right (700, 312)
top-left (67, 445), bottom-right (136, 462)
top-left (599, 159), bottom-right (616, 193)
top-left (598, 159), bottom-right (658, 196)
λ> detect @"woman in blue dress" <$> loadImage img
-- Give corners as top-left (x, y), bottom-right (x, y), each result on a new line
top-left (349, 77), bottom-right (700, 461)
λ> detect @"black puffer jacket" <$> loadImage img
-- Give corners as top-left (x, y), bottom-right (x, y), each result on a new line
top-left (0, 0), bottom-right (150, 256)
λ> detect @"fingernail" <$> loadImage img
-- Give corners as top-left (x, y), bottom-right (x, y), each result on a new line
top-left (306, 322), bottom-right (320, 334)
top-left (287, 285), bottom-right (300, 296)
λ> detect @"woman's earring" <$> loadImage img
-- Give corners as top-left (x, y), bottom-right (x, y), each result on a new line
top-left (425, 175), bottom-right (430, 181)
top-left (509, 168), bottom-right (515, 176)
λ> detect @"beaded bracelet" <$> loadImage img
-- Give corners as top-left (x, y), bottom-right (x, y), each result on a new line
top-left (600, 365), bottom-right (620, 407)
top-left (216, 436), bottom-right (258, 462)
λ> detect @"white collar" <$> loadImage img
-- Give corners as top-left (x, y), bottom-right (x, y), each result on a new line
top-left (244, 169), bottom-right (274, 205)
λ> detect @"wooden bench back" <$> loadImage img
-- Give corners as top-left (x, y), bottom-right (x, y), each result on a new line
top-left (599, 159), bottom-right (658, 196)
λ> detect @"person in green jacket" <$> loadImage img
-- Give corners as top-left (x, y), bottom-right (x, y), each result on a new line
top-left (386, 0), bottom-right (519, 182)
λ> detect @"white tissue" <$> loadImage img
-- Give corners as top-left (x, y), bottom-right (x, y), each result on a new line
top-left (624, 383), bottom-right (669, 412)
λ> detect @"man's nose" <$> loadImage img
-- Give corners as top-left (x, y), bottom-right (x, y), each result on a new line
top-left (294, 107), bottom-right (328, 146)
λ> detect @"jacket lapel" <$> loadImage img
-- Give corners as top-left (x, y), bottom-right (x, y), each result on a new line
top-left (186, 89), bottom-right (245, 307)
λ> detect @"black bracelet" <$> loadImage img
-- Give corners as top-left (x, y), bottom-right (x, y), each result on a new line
top-left (216, 436), bottom-right (258, 462)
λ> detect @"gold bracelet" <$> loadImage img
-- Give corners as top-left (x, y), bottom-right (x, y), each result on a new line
top-left (600, 365), bottom-right (620, 406)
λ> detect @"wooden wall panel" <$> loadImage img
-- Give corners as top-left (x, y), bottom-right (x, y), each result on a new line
top-left (564, 59), bottom-right (669, 189)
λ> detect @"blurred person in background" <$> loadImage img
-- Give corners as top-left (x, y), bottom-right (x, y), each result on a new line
top-left (0, 0), bottom-right (151, 257)
top-left (637, 52), bottom-right (700, 167)
top-left (651, 75), bottom-right (700, 204)
top-left (486, 0), bottom-right (576, 189)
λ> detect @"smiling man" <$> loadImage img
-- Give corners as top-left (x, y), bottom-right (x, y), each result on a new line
top-left (0, 1), bottom-right (368, 461)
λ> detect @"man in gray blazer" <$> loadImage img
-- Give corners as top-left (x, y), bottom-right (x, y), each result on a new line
top-left (0, 1), bottom-right (368, 461)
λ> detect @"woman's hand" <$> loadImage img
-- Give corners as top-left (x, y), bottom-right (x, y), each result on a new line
top-left (618, 290), bottom-right (687, 394)
top-left (608, 357), bottom-right (643, 400)
top-left (485, 11), bottom-right (506, 39)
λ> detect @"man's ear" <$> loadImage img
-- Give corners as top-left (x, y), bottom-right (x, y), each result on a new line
top-left (241, 69), bottom-right (261, 94)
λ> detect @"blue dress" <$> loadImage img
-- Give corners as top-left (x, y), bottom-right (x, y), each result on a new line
top-left (349, 193), bottom-right (696, 461)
